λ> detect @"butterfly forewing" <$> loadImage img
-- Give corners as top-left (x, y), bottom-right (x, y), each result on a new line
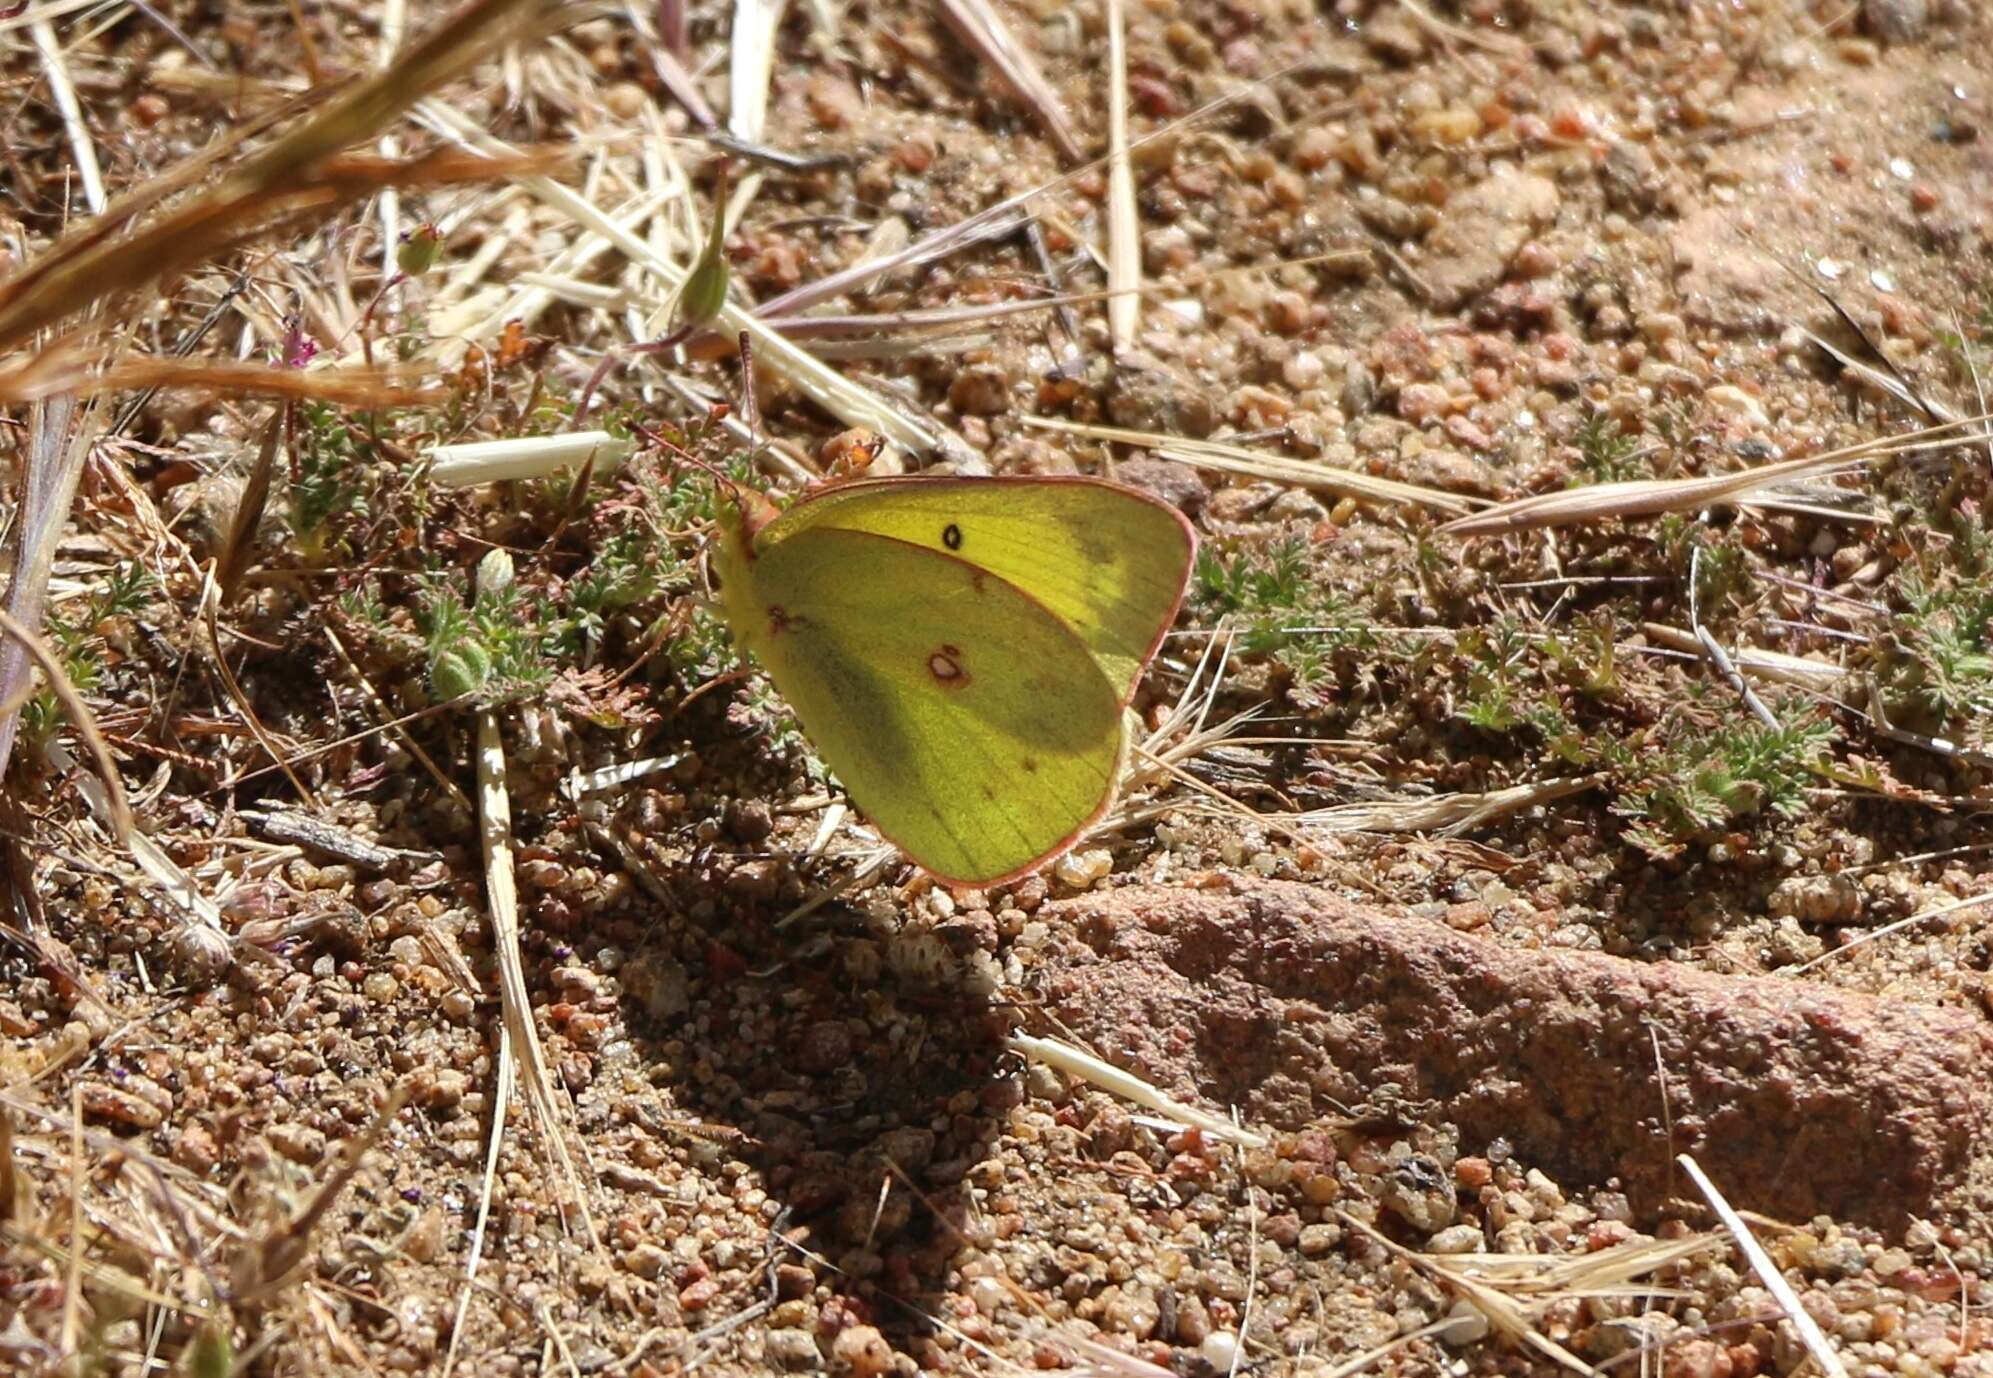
top-left (755, 477), bottom-right (1195, 703)
top-left (729, 524), bottom-right (1125, 885)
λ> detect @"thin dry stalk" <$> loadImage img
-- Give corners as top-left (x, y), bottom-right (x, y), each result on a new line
top-left (321, 628), bottom-right (470, 811)
top-left (1104, 0), bottom-right (1140, 347)
top-left (456, 150), bottom-right (974, 460)
top-left (216, 410), bottom-right (283, 604)
top-left (202, 574), bottom-right (320, 809)
top-left (1316, 1320), bottom-right (1453, 1378)
top-left (1677, 1154), bottom-right (1849, 1378)
top-left (0, 347), bottom-right (441, 408)
top-left (32, 14), bottom-right (106, 214)
top-left (1441, 415), bottom-right (1992, 536)
top-left (1301, 776), bottom-right (1601, 836)
top-left (1023, 415), bottom-right (1482, 515)
top-left (231, 1089), bottom-right (409, 1303)
top-left (473, 552), bottom-right (599, 1248)
top-left (1395, 0), bottom-right (1531, 56)
top-left (441, 1015), bottom-right (515, 1378)
top-left (1786, 887), bottom-right (1992, 976)
top-left (935, 0), bottom-right (1082, 161)
top-left (628, 0), bottom-right (716, 125)
top-left (1007, 1033), bottom-right (1268, 1147)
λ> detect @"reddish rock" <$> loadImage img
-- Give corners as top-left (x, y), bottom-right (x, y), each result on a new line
top-left (1033, 877), bottom-right (1993, 1226)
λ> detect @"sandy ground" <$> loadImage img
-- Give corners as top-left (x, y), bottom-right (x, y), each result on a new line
top-left (1, 0), bottom-right (1992, 1374)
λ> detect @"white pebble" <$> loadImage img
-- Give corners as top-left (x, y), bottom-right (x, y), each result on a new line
top-left (1200, 1331), bottom-right (1240, 1370)
top-left (1053, 848), bottom-right (1113, 888)
top-left (1439, 1299), bottom-right (1490, 1346)
top-left (1283, 350), bottom-right (1326, 390)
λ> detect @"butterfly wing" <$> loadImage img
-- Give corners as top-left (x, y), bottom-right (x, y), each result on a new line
top-left (753, 476), bottom-right (1195, 703)
top-left (722, 523), bottom-right (1125, 885)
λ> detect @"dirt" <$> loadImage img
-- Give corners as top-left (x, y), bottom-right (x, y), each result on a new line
top-left (1, 0), bottom-right (1992, 1375)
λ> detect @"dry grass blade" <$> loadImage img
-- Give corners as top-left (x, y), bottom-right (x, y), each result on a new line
top-left (1440, 414), bottom-right (1992, 536)
top-left (935, 0), bottom-right (1082, 161)
top-left (728, 0), bottom-right (788, 143)
top-left (1301, 776), bottom-right (1600, 836)
top-left (441, 1006), bottom-right (515, 1378)
top-left (216, 409), bottom-right (283, 604)
top-left (0, 0), bottom-right (558, 355)
top-left (628, 0), bottom-right (716, 125)
top-left (202, 574), bottom-right (319, 809)
top-left (0, 395), bottom-right (87, 783)
top-left (1104, 0), bottom-right (1139, 348)
top-left (474, 552), bottom-right (599, 1248)
top-left (0, 349), bottom-right (444, 408)
top-left (1336, 1209), bottom-right (1598, 1376)
top-left (1786, 887), bottom-right (1993, 976)
top-left (1023, 415), bottom-right (1483, 514)
top-left (1639, 624), bottom-right (1846, 693)
top-left (1678, 1154), bottom-right (1849, 1378)
top-left (1007, 1033), bottom-right (1268, 1147)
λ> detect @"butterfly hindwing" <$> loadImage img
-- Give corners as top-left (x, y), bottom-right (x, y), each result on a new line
top-left (727, 524), bottom-right (1125, 885)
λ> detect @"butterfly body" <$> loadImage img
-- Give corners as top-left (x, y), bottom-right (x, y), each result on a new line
top-left (714, 475), bottom-right (1195, 885)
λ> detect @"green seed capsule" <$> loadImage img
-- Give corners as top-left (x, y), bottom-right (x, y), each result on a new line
top-left (397, 223), bottom-right (445, 277)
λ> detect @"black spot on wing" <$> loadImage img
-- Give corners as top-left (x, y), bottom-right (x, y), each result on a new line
top-left (942, 522), bottom-right (963, 551)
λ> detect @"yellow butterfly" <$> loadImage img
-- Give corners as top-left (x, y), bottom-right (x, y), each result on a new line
top-left (714, 475), bottom-right (1196, 885)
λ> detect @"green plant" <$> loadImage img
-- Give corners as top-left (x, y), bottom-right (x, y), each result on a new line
top-left (289, 402), bottom-right (378, 562)
top-left (1573, 406), bottom-right (1645, 483)
top-left (21, 561), bottom-right (159, 749)
top-left (1883, 522), bottom-right (1993, 732)
top-left (1608, 699), bottom-right (1836, 859)
top-left (1192, 535), bottom-right (1374, 706)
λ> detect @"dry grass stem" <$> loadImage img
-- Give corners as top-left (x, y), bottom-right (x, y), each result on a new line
top-left (1104, 0), bottom-right (1140, 348)
top-left (1336, 1209), bottom-right (1598, 1375)
top-left (1023, 415), bottom-right (1483, 514)
top-left (1301, 776), bottom-right (1602, 836)
top-left (1639, 624), bottom-right (1847, 693)
top-left (1441, 415), bottom-right (1992, 535)
top-left (0, 347), bottom-right (442, 407)
top-left (749, 76), bottom-right (1286, 320)
top-left (1007, 1033), bottom-right (1269, 1147)
top-left (0, 607), bottom-right (133, 847)
top-left (215, 409), bottom-right (283, 604)
top-left (474, 552), bottom-right (599, 1248)
top-left (935, 0), bottom-right (1082, 161)
top-left (1786, 887), bottom-right (1993, 976)
top-left (1678, 1154), bottom-right (1850, 1378)
top-left (32, 14), bottom-right (105, 214)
